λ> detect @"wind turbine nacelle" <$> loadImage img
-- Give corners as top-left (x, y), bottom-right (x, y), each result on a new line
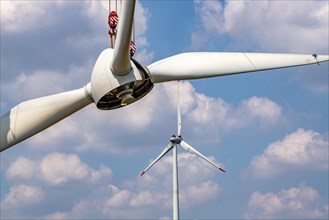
top-left (91, 48), bottom-right (153, 110)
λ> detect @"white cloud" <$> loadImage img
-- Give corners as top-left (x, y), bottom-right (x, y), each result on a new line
top-left (6, 157), bottom-right (36, 180)
top-left (35, 152), bottom-right (223, 219)
top-left (105, 187), bottom-right (131, 208)
top-left (28, 117), bottom-right (83, 151)
top-left (5, 152), bottom-right (113, 185)
top-left (0, 1), bottom-right (57, 32)
top-left (128, 152), bottom-right (223, 209)
top-left (2, 64), bottom-right (91, 104)
top-left (44, 211), bottom-right (68, 220)
top-left (244, 183), bottom-right (329, 219)
top-left (245, 128), bottom-right (328, 178)
top-left (199, 0), bottom-right (223, 34)
top-left (40, 153), bottom-right (91, 185)
top-left (190, 0), bottom-right (329, 95)
top-left (236, 96), bottom-right (282, 125)
top-left (192, 0), bottom-right (329, 53)
top-left (1, 184), bottom-right (44, 209)
top-left (185, 93), bottom-right (282, 142)
top-left (187, 93), bottom-right (231, 126)
top-left (90, 165), bottom-right (114, 182)
top-left (1, 1), bottom-right (107, 35)
top-left (130, 191), bottom-right (155, 207)
top-left (3, 71), bottom-right (70, 102)
top-left (180, 181), bottom-right (221, 208)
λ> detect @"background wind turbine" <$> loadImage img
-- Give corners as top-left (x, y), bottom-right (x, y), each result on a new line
top-left (141, 81), bottom-right (225, 220)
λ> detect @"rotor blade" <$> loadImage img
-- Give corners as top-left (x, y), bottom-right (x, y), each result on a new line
top-left (180, 140), bottom-right (225, 172)
top-left (141, 143), bottom-right (174, 176)
top-left (177, 81), bottom-right (182, 136)
top-left (147, 53), bottom-right (329, 83)
top-left (0, 85), bottom-right (93, 151)
top-left (111, 0), bottom-right (135, 75)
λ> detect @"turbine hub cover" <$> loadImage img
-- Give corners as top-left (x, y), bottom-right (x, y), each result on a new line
top-left (91, 49), bottom-right (153, 110)
top-left (170, 135), bottom-right (182, 144)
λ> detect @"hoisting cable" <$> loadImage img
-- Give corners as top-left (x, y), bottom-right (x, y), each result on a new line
top-left (130, 20), bottom-right (136, 57)
top-left (107, 0), bottom-right (136, 57)
top-left (108, 0), bottom-right (110, 14)
top-left (119, 0), bottom-right (122, 16)
top-left (108, 0), bottom-right (119, 48)
top-left (212, 12), bottom-right (313, 131)
top-left (132, 18), bottom-right (136, 43)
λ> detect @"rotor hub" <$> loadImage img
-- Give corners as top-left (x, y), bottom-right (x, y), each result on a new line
top-left (91, 49), bottom-right (154, 110)
top-left (170, 135), bottom-right (182, 144)
top-left (116, 87), bottom-right (134, 106)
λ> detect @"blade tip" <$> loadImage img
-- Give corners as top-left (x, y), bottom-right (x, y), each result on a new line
top-left (219, 168), bottom-right (226, 173)
top-left (140, 171), bottom-right (145, 176)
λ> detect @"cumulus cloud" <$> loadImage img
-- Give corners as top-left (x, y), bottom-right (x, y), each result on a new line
top-left (185, 92), bottom-right (282, 142)
top-left (244, 183), bottom-right (329, 219)
top-left (40, 153), bottom-right (91, 185)
top-left (239, 96), bottom-right (281, 121)
top-left (5, 152), bottom-right (113, 185)
top-left (191, 0), bottom-right (224, 49)
top-left (1, 66), bottom-right (90, 103)
top-left (245, 128), bottom-right (328, 178)
top-left (2, 153), bottom-right (113, 219)
top-left (1, 184), bottom-right (44, 218)
top-left (192, 0), bottom-right (328, 53)
top-left (2, 151), bottom-right (223, 219)
top-left (181, 181), bottom-right (221, 207)
top-left (1, 1), bottom-right (108, 35)
top-left (6, 157), bottom-right (36, 180)
top-left (61, 153), bottom-right (220, 218)
top-left (1, 184), bottom-right (44, 208)
top-left (0, 1), bottom-right (58, 32)
top-left (191, 1), bottom-right (328, 93)
top-left (127, 152), bottom-right (223, 210)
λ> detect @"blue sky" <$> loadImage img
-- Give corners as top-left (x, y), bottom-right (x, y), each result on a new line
top-left (1, 0), bottom-right (328, 219)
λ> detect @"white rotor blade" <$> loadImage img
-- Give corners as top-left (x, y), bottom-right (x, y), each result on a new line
top-left (111, 0), bottom-right (135, 75)
top-left (0, 85), bottom-right (92, 151)
top-left (148, 53), bottom-right (329, 83)
top-left (141, 143), bottom-right (174, 176)
top-left (177, 81), bottom-right (182, 136)
top-left (180, 140), bottom-right (225, 172)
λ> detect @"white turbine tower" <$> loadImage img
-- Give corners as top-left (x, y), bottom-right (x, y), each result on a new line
top-left (1, 0), bottom-right (328, 153)
top-left (140, 81), bottom-right (225, 220)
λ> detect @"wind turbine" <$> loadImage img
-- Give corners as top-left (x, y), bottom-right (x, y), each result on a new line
top-left (1, 0), bottom-right (328, 152)
top-left (140, 81), bottom-right (225, 220)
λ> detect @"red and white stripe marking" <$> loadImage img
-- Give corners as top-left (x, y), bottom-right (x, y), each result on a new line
top-left (110, 16), bottom-right (118, 23)
top-left (130, 41), bottom-right (136, 55)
